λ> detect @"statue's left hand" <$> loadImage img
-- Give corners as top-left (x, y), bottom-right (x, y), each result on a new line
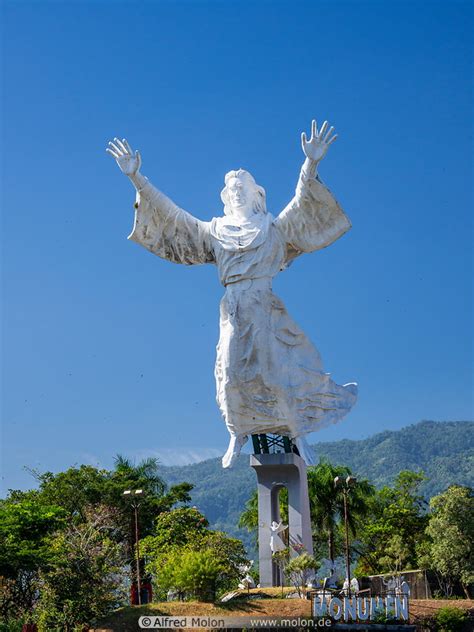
top-left (301, 120), bottom-right (337, 163)
top-left (106, 137), bottom-right (141, 176)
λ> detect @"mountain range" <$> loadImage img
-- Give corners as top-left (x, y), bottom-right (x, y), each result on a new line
top-left (158, 420), bottom-right (473, 550)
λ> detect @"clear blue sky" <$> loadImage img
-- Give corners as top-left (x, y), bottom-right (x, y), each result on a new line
top-left (1, 0), bottom-right (472, 493)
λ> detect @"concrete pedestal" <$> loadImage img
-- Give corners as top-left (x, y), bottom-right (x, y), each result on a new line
top-left (250, 452), bottom-right (313, 587)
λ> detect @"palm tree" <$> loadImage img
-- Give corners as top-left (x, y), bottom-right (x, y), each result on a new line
top-left (239, 488), bottom-right (289, 547)
top-left (111, 454), bottom-right (194, 599)
top-left (110, 454), bottom-right (193, 533)
top-left (113, 454), bottom-right (167, 496)
top-left (238, 490), bottom-right (259, 532)
top-left (239, 459), bottom-right (374, 562)
top-left (308, 460), bottom-right (375, 562)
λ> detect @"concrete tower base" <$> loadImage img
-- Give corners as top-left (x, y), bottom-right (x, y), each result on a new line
top-left (250, 452), bottom-right (313, 587)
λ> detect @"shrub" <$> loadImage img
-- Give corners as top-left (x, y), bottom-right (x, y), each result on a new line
top-left (0, 622), bottom-right (25, 632)
top-left (156, 548), bottom-right (225, 602)
top-left (284, 553), bottom-right (320, 597)
top-left (142, 508), bottom-right (248, 599)
top-left (435, 606), bottom-right (468, 632)
top-left (371, 609), bottom-right (398, 624)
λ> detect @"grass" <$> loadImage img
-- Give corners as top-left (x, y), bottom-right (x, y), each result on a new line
top-left (92, 592), bottom-right (310, 631)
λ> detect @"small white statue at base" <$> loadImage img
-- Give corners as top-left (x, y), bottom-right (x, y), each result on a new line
top-left (270, 520), bottom-right (288, 552)
top-left (238, 560), bottom-right (256, 590)
top-left (399, 579), bottom-right (411, 597)
top-left (107, 120), bottom-right (357, 468)
top-left (342, 577), bottom-right (360, 595)
top-left (322, 560), bottom-right (338, 590)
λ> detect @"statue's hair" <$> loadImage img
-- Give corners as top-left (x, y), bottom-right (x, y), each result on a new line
top-left (221, 169), bottom-right (267, 216)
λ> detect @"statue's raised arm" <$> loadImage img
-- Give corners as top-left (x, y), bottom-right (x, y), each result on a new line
top-left (106, 137), bottom-right (215, 265)
top-left (274, 120), bottom-right (351, 265)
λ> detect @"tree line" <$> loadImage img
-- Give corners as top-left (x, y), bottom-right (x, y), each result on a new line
top-left (0, 457), bottom-right (472, 630)
top-left (239, 462), bottom-right (473, 597)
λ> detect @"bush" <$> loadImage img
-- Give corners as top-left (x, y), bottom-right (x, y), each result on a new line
top-left (156, 548), bottom-right (225, 602)
top-left (0, 622), bottom-right (25, 632)
top-left (142, 508), bottom-right (248, 599)
top-left (284, 553), bottom-right (320, 597)
top-left (435, 606), bottom-right (468, 632)
top-left (371, 609), bottom-right (398, 624)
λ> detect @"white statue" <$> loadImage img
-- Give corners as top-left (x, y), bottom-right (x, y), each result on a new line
top-left (342, 577), bottom-right (359, 595)
top-left (106, 120), bottom-right (357, 468)
top-left (400, 580), bottom-right (410, 597)
top-left (382, 575), bottom-right (398, 594)
top-left (270, 520), bottom-right (288, 553)
top-left (322, 560), bottom-right (338, 590)
top-left (238, 560), bottom-right (256, 590)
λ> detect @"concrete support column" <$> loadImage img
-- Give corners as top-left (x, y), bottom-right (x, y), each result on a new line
top-left (250, 453), bottom-right (314, 587)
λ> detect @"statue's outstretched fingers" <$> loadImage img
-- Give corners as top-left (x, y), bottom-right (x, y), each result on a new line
top-left (109, 141), bottom-right (123, 155)
top-left (123, 139), bottom-right (133, 155)
top-left (326, 133), bottom-right (338, 145)
top-left (319, 120), bottom-right (328, 137)
top-left (323, 126), bottom-right (334, 143)
top-left (106, 147), bottom-right (119, 158)
top-left (114, 138), bottom-right (128, 154)
top-left (311, 119), bottom-right (317, 139)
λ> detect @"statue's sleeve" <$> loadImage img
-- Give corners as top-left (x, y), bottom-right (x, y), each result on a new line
top-left (274, 167), bottom-right (352, 264)
top-left (128, 175), bottom-right (215, 265)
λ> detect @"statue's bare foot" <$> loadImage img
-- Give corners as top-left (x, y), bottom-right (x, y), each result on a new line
top-left (294, 436), bottom-right (316, 465)
top-left (222, 434), bottom-right (248, 468)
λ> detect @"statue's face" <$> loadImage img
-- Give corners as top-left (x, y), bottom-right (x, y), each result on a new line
top-left (226, 176), bottom-right (256, 219)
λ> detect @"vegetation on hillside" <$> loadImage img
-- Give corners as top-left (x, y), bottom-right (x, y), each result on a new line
top-left (160, 420), bottom-right (474, 550)
top-left (1, 420), bottom-right (473, 629)
top-left (0, 457), bottom-right (192, 630)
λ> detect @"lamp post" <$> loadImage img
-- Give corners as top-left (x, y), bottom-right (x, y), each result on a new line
top-left (123, 489), bottom-right (144, 605)
top-left (334, 475), bottom-right (357, 597)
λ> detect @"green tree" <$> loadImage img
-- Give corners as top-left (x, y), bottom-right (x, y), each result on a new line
top-left (34, 505), bottom-right (126, 631)
top-left (34, 457), bottom-right (193, 594)
top-left (307, 461), bottom-right (375, 562)
top-left (1, 458), bottom-right (194, 626)
top-left (142, 507), bottom-right (248, 600)
top-left (355, 470), bottom-right (429, 574)
top-left (425, 485), bottom-right (473, 598)
top-left (434, 606), bottom-right (468, 632)
top-left (285, 553), bottom-right (320, 597)
top-left (140, 506), bottom-right (209, 554)
top-left (32, 465), bottom-right (111, 522)
top-left (238, 460), bottom-right (373, 562)
top-left (155, 548), bottom-right (225, 602)
top-left (0, 496), bottom-right (65, 621)
top-left (35, 457), bottom-right (193, 537)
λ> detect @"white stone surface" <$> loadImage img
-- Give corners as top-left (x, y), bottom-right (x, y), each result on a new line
top-left (106, 122), bottom-right (358, 468)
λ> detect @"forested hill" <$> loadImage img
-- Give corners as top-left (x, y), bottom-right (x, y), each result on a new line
top-left (159, 420), bottom-right (473, 545)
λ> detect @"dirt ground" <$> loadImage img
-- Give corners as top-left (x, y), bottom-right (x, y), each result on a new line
top-left (93, 594), bottom-right (474, 631)
top-left (409, 598), bottom-right (474, 619)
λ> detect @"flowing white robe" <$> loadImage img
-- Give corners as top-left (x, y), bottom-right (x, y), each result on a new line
top-left (128, 168), bottom-right (357, 439)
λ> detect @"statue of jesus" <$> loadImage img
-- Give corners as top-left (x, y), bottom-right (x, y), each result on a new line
top-left (107, 120), bottom-right (357, 468)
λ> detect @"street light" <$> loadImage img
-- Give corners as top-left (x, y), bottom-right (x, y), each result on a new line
top-left (123, 489), bottom-right (144, 605)
top-left (334, 475), bottom-right (357, 597)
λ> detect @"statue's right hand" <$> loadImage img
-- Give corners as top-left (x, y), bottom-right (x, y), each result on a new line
top-left (106, 137), bottom-right (141, 176)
